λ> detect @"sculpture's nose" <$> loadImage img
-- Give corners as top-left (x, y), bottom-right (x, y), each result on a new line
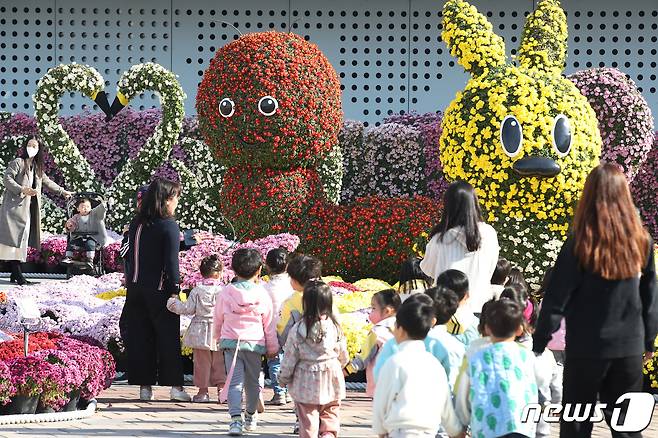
top-left (513, 156), bottom-right (561, 178)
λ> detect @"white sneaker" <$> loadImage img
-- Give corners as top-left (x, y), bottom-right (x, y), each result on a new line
top-left (228, 419), bottom-right (243, 436)
top-left (244, 412), bottom-right (258, 431)
top-left (170, 386), bottom-right (191, 402)
top-left (139, 386), bottom-right (153, 401)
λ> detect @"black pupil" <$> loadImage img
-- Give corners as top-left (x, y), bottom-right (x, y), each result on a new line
top-left (260, 98), bottom-right (276, 114)
top-left (554, 117), bottom-right (571, 154)
top-left (501, 117), bottom-right (522, 154)
top-left (220, 100), bottom-right (233, 116)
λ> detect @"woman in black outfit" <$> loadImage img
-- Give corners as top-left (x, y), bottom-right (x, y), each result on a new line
top-left (123, 177), bottom-right (191, 402)
top-left (533, 163), bottom-right (657, 438)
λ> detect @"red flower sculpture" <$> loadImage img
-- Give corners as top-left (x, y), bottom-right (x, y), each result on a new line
top-left (221, 167), bottom-right (324, 239)
top-left (196, 31), bottom-right (342, 169)
top-left (196, 31), bottom-right (439, 280)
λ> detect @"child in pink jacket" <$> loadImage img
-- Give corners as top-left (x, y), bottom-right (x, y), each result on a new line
top-left (214, 248), bottom-right (279, 436)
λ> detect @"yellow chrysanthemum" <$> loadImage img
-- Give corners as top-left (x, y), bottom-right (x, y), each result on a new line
top-left (95, 287), bottom-right (126, 300)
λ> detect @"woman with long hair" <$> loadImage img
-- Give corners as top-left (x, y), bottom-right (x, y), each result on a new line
top-left (419, 180), bottom-right (500, 313)
top-left (0, 136), bottom-right (72, 285)
top-left (533, 163), bottom-right (657, 438)
top-left (123, 177), bottom-right (191, 402)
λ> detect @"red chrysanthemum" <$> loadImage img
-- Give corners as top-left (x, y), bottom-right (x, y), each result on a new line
top-left (293, 196), bottom-right (441, 282)
top-left (221, 167), bottom-right (325, 240)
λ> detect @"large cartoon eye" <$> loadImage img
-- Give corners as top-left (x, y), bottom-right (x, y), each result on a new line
top-left (500, 115), bottom-right (523, 157)
top-left (219, 98), bottom-right (235, 118)
top-left (552, 114), bottom-right (572, 157)
top-left (258, 96), bottom-right (278, 116)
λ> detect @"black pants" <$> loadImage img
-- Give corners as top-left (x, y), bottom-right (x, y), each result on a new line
top-left (561, 354), bottom-right (644, 438)
top-left (69, 236), bottom-right (97, 252)
top-left (124, 285), bottom-right (183, 386)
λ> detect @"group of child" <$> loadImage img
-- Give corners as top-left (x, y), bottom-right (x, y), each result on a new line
top-left (368, 260), bottom-right (564, 438)
top-left (165, 247), bottom-right (563, 438)
top-left (166, 247), bottom-right (339, 437)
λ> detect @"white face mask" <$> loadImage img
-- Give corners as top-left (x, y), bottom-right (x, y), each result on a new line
top-left (26, 147), bottom-right (38, 158)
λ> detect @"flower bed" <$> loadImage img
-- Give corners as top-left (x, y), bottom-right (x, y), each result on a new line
top-left (294, 196), bottom-right (439, 283)
top-left (0, 331), bottom-right (115, 413)
top-left (383, 111), bottom-right (447, 200)
top-left (339, 113), bottom-right (447, 203)
top-left (14, 234), bottom-right (123, 272)
top-left (0, 274), bottom-right (125, 348)
top-left (0, 270), bottom-right (385, 378)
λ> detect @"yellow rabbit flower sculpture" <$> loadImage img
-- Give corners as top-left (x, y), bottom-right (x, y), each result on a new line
top-left (440, 0), bottom-right (602, 286)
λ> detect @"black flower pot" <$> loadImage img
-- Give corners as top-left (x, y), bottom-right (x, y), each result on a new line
top-left (36, 404), bottom-right (56, 414)
top-left (77, 398), bottom-right (91, 410)
top-left (5, 394), bottom-right (39, 415)
top-left (22, 262), bottom-right (40, 273)
top-left (63, 389), bottom-right (81, 412)
top-left (42, 264), bottom-right (66, 275)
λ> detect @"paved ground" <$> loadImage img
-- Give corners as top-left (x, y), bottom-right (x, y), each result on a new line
top-left (3, 278), bottom-right (658, 436)
top-left (1, 385), bottom-right (657, 437)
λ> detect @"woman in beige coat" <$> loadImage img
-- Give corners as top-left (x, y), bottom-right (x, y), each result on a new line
top-left (0, 137), bottom-right (72, 285)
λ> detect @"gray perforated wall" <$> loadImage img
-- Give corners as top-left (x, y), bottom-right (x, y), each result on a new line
top-left (0, 0), bottom-right (656, 127)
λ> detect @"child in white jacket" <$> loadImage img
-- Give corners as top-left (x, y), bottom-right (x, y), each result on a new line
top-left (373, 294), bottom-right (465, 438)
top-left (263, 247), bottom-right (294, 405)
top-left (167, 254), bottom-right (226, 403)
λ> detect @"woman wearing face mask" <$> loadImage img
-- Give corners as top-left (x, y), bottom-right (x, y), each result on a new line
top-left (0, 137), bottom-right (72, 285)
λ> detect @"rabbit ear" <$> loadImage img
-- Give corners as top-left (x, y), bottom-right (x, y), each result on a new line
top-left (517, 0), bottom-right (568, 75)
top-left (442, 0), bottom-right (507, 77)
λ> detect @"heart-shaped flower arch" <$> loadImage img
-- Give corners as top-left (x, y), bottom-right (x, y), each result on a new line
top-left (32, 63), bottom-right (222, 229)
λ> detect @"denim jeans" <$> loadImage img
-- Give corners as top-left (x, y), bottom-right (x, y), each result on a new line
top-left (267, 352), bottom-right (287, 395)
top-left (222, 349), bottom-right (261, 417)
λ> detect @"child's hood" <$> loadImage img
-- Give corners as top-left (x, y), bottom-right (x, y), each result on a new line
top-left (221, 281), bottom-right (267, 314)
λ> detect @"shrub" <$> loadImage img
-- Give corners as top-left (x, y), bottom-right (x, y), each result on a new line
top-left (384, 111), bottom-right (447, 200)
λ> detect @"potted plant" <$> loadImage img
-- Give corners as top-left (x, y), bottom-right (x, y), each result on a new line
top-left (33, 350), bottom-right (85, 412)
top-left (55, 337), bottom-right (114, 407)
top-left (0, 361), bottom-right (16, 414)
top-left (23, 247), bottom-right (41, 273)
top-left (39, 236), bottom-right (67, 274)
top-left (6, 356), bottom-right (53, 414)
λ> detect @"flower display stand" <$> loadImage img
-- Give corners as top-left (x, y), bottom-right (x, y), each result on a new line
top-left (0, 399), bottom-right (96, 425)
